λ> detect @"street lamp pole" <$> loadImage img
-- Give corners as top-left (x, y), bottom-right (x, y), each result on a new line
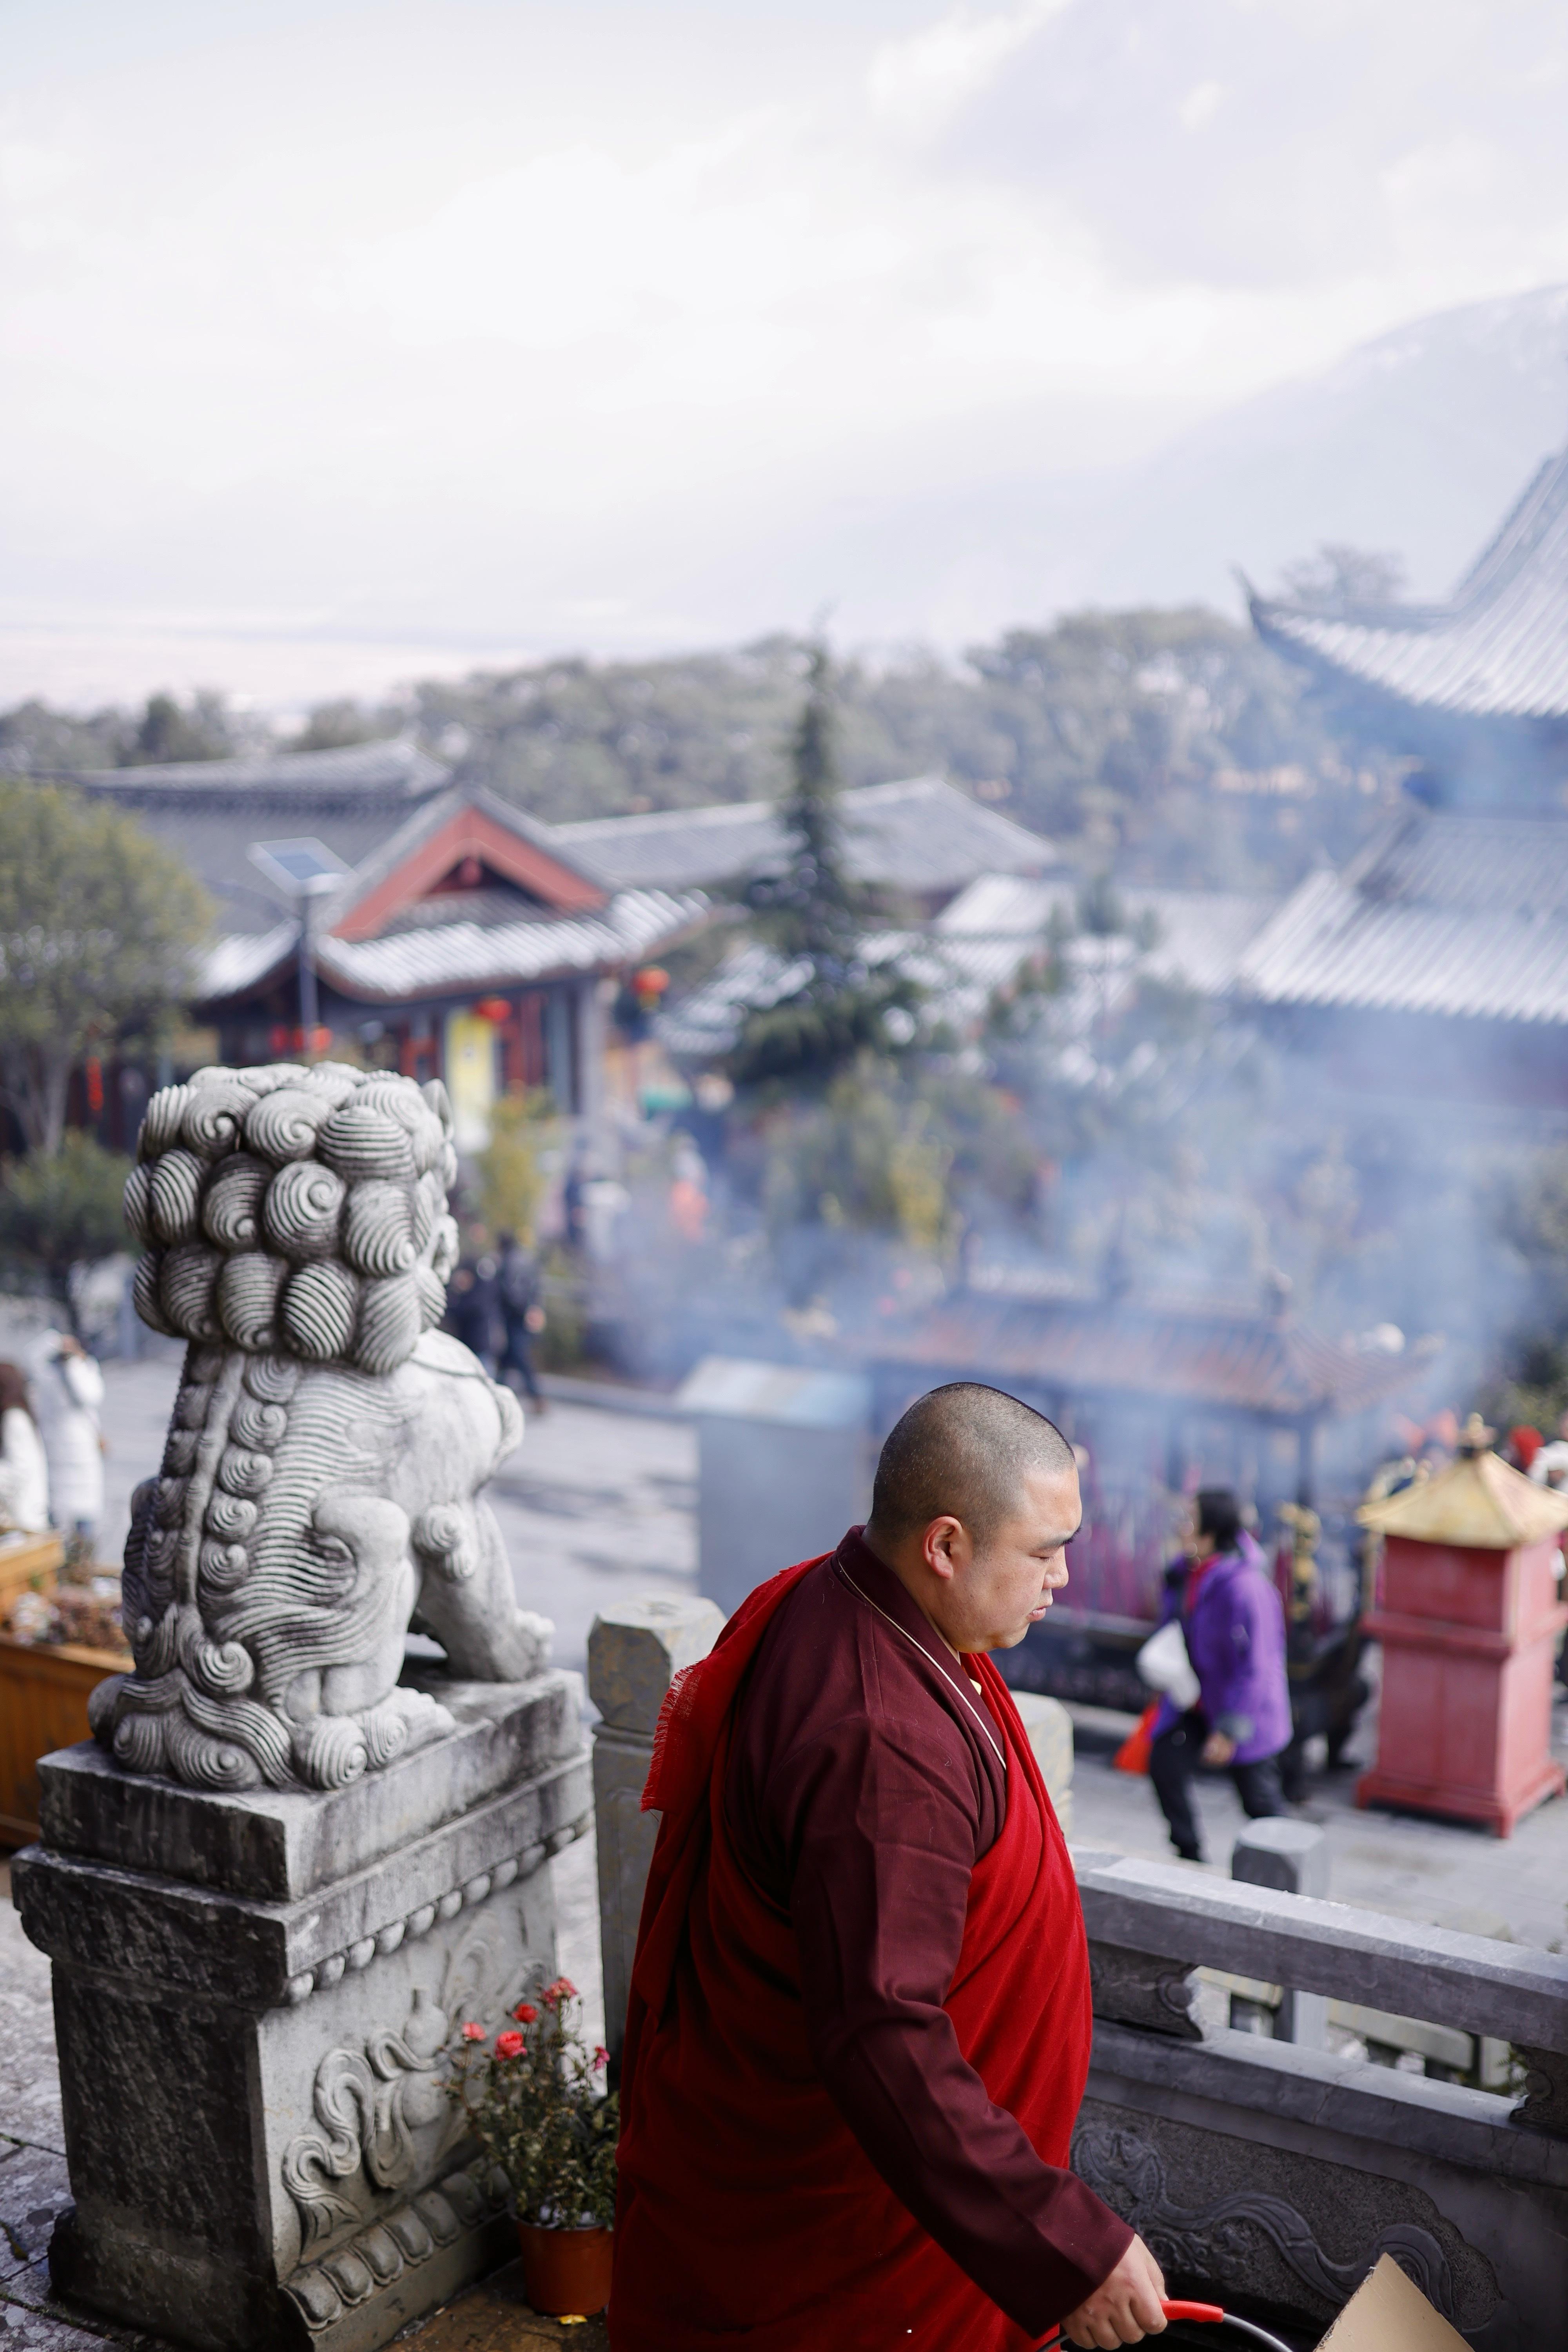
top-left (297, 873), bottom-right (337, 1044)
top-left (247, 839), bottom-right (351, 1056)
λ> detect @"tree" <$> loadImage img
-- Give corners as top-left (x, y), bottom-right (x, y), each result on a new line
top-left (728, 648), bottom-right (921, 1089)
top-left (0, 1131), bottom-right (133, 1337)
top-left (472, 1089), bottom-right (554, 1241)
top-left (121, 690), bottom-right (231, 766)
top-left (288, 699), bottom-right (388, 752)
top-left (0, 779), bottom-right (211, 1155)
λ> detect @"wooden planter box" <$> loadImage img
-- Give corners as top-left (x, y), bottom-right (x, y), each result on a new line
top-left (0, 1533), bottom-right (127, 1850)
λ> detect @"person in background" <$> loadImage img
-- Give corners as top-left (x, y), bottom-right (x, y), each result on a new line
top-left (1505, 1425), bottom-right (1544, 1476)
top-left (496, 1230), bottom-right (547, 1412)
top-left (29, 1331), bottom-right (105, 1543)
top-left (1528, 1409), bottom-right (1568, 1489)
top-left (0, 1361), bottom-right (49, 1533)
top-left (1148, 1487), bottom-right (1291, 1865)
top-left (445, 1259), bottom-right (501, 1373)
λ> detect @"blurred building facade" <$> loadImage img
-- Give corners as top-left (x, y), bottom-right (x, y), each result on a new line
top-left (73, 744), bottom-right (1054, 1147)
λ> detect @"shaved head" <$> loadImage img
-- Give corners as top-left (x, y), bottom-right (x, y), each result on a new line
top-left (869, 1383), bottom-right (1074, 1548)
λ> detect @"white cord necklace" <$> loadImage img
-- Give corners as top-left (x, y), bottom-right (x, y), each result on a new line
top-left (835, 1561), bottom-right (1007, 1772)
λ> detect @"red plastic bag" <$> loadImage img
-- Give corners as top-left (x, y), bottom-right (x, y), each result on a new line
top-left (1114, 1701), bottom-right (1159, 1776)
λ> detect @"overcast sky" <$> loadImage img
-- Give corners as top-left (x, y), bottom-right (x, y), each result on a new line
top-left (4, 0), bottom-right (1568, 705)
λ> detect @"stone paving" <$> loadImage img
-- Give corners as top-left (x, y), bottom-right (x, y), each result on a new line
top-left (6, 1368), bottom-right (1568, 2344)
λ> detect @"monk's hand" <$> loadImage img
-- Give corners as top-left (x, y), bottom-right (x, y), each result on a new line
top-left (1201, 1730), bottom-right (1235, 1766)
top-left (1062, 2234), bottom-right (1167, 2348)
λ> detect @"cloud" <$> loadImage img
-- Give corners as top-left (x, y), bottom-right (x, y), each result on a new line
top-left (867, 0), bottom-right (1074, 137)
top-left (2, 0), bottom-right (1568, 693)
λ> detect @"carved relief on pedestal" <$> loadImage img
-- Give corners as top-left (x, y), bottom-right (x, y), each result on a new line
top-left (277, 1896), bottom-right (541, 2335)
top-left (92, 1062), bottom-right (551, 1792)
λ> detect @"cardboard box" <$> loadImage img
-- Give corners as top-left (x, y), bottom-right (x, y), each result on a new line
top-left (1318, 2256), bottom-right (1468, 2352)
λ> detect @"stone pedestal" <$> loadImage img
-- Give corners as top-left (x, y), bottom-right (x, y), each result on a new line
top-left (12, 1671), bottom-right (591, 2352)
top-left (586, 1597), bottom-right (722, 2068)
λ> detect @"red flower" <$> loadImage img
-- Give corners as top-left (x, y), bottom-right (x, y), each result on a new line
top-left (495, 2030), bottom-right (525, 2060)
top-left (460, 2022), bottom-right (485, 2043)
top-left (593, 2045), bottom-right (610, 2070)
top-left (540, 1976), bottom-right (578, 2008)
top-left (513, 2002), bottom-right (537, 2024)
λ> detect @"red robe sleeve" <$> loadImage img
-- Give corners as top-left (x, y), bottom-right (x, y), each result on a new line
top-left (731, 1641), bottom-right (1132, 2330)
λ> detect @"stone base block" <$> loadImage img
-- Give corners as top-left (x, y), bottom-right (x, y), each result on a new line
top-left (14, 1672), bottom-right (591, 2352)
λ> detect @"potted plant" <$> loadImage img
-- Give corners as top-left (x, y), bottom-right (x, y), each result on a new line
top-left (448, 1975), bottom-right (617, 2318)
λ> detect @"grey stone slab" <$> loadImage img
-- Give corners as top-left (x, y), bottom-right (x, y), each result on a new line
top-left (1231, 1817), bottom-right (1329, 1899)
top-left (0, 2145), bottom-right (72, 2285)
top-left (586, 1598), bottom-right (722, 1735)
top-left (1077, 1854), bottom-right (1568, 2054)
top-left (0, 1997), bottom-right (63, 2162)
top-left (38, 1674), bottom-right (583, 1903)
top-left (0, 2257), bottom-right (172, 2348)
top-left (0, 2286), bottom-right (131, 2348)
top-left (16, 1750), bottom-right (591, 2009)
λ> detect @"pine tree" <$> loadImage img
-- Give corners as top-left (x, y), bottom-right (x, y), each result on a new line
top-left (728, 649), bottom-right (920, 1090)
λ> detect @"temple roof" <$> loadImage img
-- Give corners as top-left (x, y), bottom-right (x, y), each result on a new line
top-left (871, 1291), bottom-right (1436, 1420)
top-left (75, 736), bottom-right (451, 809)
top-left (1251, 444), bottom-right (1568, 720)
top-left (552, 775), bottom-right (1055, 900)
top-left (1359, 1442), bottom-right (1568, 1547)
top-left (1238, 808), bottom-right (1568, 1026)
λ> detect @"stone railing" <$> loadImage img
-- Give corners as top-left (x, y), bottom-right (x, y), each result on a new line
top-left (1075, 1849), bottom-right (1568, 2350)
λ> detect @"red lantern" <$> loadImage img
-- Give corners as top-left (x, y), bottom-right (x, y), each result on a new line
top-left (474, 996), bottom-right (513, 1025)
top-left (633, 966), bottom-right (670, 1012)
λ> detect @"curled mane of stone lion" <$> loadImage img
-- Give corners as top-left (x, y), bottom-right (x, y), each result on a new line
top-left (93, 1061), bottom-right (550, 1793)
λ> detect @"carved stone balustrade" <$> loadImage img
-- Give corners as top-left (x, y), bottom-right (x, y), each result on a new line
top-left (1073, 1850), bottom-right (1568, 2349)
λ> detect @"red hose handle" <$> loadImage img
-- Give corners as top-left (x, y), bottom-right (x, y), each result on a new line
top-left (1163, 2304), bottom-right (1226, 2324)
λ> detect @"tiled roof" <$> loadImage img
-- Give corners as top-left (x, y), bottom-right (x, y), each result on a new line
top-left (196, 888), bottom-right (704, 1010)
top-left (935, 877), bottom-right (1280, 999)
top-left (74, 736), bottom-right (451, 803)
top-left (551, 775), bottom-right (1056, 897)
top-left (1251, 444), bottom-right (1568, 719)
top-left (74, 740), bottom-right (454, 936)
top-left (873, 1292), bottom-right (1435, 1419)
top-left (1238, 809), bottom-right (1568, 1025)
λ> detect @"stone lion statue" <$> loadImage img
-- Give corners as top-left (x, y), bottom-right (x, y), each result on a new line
top-left (90, 1061), bottom-right (551, 1793)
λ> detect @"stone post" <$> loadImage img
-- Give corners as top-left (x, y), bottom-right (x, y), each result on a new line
top-left (1009, 1690), bottom-right (1074, 1836)
top-left (15, 1676), bottom-right (591, 2352)
top-left (587, 1597), bottom-right (723, 2069)
top-left (1231, 1818), bottom-right (1328, 2047)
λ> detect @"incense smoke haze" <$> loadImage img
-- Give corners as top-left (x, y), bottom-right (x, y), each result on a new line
top-left (5, 1), bottom-right (1568, 701)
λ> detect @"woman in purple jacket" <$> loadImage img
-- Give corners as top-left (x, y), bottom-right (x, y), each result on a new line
top-left (1149, 1488), bottom-right (1292, 1863)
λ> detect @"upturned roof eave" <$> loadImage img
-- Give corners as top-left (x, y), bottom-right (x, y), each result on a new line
top-left (1359, 1447), bottom-right (1568, 1547)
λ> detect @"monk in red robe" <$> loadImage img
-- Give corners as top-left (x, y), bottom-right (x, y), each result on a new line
top-left (612, 1382), bottom-right (1167, 2350)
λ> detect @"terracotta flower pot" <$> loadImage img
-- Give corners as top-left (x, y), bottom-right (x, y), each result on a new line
top-left (516, 2220), bottom-right (613, 2317)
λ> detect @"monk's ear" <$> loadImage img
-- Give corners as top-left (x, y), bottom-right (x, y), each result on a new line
top-left (922, 1514), bottom-right (966, 1580)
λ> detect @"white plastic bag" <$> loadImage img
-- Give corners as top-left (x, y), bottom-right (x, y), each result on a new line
top-left (1135, 1618), bottom-right (1200, 1711)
